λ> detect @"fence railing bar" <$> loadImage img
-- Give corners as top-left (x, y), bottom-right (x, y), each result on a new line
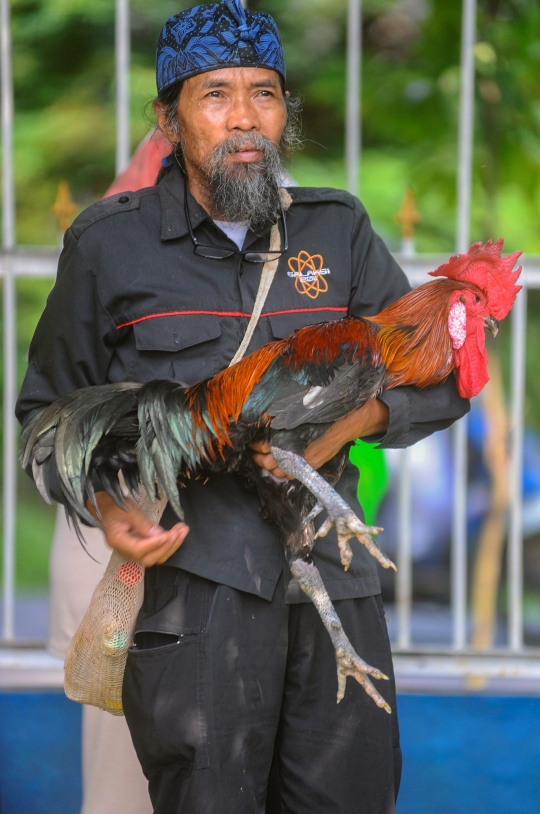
top-left (2, 268), bottom-right (16, 644)
top-left (398, 258), bottom-right (540, 285)
top-left (508, 286), bottom-right (526, 650)
top-left (451, 418), bottom-right (468, 649)
top-left (396, 447), bottom-right (412, 648)
top-left (1, 0), bottom-right (16, 641)
top-left (1, 0), bottom-right (15, 249)
top-left (4, 252), bottom-right (540, 285)
top-left (456, 0), bottom-right (476, 254)
top-left (115, 0), bottom-right (131, 176)
top-left (449, 0), bottom-right (476, 651)
top-left (345, 0), bottom-right (361, 196)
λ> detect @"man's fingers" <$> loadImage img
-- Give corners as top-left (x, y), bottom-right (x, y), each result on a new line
top-left (107, 521), bottom-right (189, 565)
top-left (122, 498), bottom-right (164, 538)
top-left (271, 467), bottom-right (290, 479)
top-left (141, 524), bottom-right (190, 566)
top-left (106, 529), bottom-right (167, 560)
top-left (250, 440), bottom-right (271, 453)
top-left (153, 537), bottom-right (187, 565)
top-left (252, 451), bottom-right (276, 469)
top-left (89, 493), bottom-right (164, 539)
top-left (252, 451), bottom-right (293, 480)
top-left (88, 490), bottom-right (190, 564)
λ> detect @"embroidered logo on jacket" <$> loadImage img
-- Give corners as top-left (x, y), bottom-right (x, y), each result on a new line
top-left (287, 251), bottom-right (331, 299)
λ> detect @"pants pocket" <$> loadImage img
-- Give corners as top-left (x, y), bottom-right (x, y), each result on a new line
top-left (134, 631), bottom-right (181, 649)
top-left (123, 633), bottom-right (209, 771)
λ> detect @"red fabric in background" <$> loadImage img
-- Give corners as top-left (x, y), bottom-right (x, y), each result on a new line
top-left (105, 130), bottom-right (171, 197)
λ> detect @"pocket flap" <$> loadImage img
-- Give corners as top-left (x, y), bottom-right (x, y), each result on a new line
top-left (133, 315), bottom-right (221, 352)
top-left (267, 310), bottom-right (343, 340)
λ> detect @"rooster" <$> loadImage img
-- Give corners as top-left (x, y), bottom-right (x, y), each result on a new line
top-left (21, 239), bottom-right (521, 713)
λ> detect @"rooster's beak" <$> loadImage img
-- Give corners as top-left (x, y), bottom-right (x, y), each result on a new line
top-left (484, 315), bottom-right (499, 337)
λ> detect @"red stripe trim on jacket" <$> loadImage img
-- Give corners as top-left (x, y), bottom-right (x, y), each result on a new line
top-left (116, 306), bottom-right (348, 330)
top-left (261, 307), bottom-right (348, 318)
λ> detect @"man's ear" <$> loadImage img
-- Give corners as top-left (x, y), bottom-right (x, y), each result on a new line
top-left (153, 101), bottom-right (178, 142)
top-left (153, 101), bottom-right (168, 134)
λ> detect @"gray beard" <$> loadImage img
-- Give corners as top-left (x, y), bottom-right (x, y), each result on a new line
top-left (199, 133), bottom-right (284, 233)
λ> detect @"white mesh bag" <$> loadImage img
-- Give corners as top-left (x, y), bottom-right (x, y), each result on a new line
top-left (64, 489), bottom-right (167, 715)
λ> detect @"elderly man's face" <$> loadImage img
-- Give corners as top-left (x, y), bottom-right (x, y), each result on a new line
top-left (175, 66), bottom-right (287, 175)
top-left (157, 66), bottom-right (290, 228)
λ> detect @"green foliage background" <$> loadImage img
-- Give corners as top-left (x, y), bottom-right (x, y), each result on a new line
top-left (5, 0), bottom-right (540, 589)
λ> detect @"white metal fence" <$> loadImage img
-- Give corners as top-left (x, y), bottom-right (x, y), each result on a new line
top-left (1, 0), bottom-right (539, 689)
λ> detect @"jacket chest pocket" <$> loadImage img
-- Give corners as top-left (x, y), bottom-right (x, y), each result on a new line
top-left (132, 315), bottom-right (222, 385)
top-left (267, 310), bottom-right (345, 340)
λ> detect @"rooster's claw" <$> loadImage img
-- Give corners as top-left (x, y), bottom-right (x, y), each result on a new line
top-left (315, 512), bottom-right (395, 572)
top-left (270, 446), bottom-right (395, 572)
top-left (335, 635), bottom-right (391, 713)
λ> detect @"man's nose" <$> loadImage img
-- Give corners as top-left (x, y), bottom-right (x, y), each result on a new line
top-left (227, 97), bottom-right (260, 131)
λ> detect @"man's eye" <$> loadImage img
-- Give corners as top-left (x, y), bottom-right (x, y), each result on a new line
top-left (208, 91), bottom-right (221, 98)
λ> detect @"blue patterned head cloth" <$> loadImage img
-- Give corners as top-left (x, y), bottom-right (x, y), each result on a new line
top-left (156, 0), bottom-right (285, 93)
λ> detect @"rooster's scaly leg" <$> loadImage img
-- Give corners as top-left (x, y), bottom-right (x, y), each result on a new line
top-left (290, 557), bottom-right (391, 713)
top-left (272, 446), bottom-right (396, 572)
top-left (303, 501), bottom-right (324, 524)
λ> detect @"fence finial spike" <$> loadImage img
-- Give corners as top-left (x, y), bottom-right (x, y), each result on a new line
top-left (51, 179), bottom-right (77, 234)
top-left (395, 187), bottom-right (422, 240)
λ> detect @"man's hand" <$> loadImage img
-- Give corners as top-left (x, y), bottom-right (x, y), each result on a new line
top-left (251, 398), bottom-right (389, 478)
top-left (86, 492), bottom-right (189, 567)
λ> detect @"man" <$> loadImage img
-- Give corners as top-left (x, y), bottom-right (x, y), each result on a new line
top-left (17, 2), bottom-right (469, 812)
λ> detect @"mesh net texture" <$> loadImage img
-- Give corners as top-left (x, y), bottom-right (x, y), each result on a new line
top-left (64, 489), bottom-right (167, 715)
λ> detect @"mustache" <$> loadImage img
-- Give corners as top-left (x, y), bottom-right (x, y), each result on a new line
top-left (209, 132), bottom-right (277, 159)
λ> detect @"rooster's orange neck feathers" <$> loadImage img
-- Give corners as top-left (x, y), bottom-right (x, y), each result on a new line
top-left (367, 279), bottom-right (467, 390)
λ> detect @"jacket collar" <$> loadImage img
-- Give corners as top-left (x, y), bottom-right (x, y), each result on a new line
top-left (158, 163), bottom-right (208, 241)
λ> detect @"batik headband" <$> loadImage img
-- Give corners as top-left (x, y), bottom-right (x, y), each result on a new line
top-left (156, 0), bottom-right (286, 94)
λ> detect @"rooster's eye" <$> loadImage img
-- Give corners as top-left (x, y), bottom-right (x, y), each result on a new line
top-left (474, 294), bottom-right (480, 303)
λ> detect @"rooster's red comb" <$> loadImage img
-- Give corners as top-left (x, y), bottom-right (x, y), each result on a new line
top-left (429, 238), bottom-right (522, 320)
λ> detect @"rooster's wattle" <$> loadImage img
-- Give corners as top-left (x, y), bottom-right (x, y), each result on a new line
top-left (21, 239), bottom-right (521, 712)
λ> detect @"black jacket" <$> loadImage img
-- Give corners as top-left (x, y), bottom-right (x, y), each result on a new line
top-left (16, 165), bottom-right (469, 602)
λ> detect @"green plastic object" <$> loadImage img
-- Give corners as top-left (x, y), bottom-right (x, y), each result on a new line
top-left (349, 440), bottom-right (390, 526)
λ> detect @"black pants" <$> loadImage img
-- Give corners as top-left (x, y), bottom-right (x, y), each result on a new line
top-left (123, 567), bottom-right (401, 814)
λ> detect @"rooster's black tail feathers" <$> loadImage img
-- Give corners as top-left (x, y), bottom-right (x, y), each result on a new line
top-left (20, 380), bottom-right (202, 526)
